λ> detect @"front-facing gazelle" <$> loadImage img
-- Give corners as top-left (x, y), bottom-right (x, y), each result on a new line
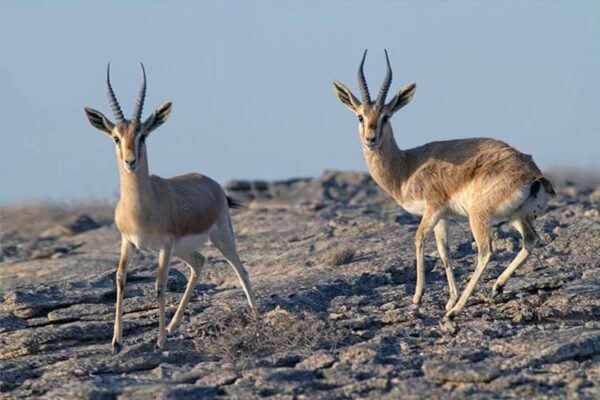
top-left (333, 50), bottom-right (555, 318)
top-left (85, 64), bottom-right (258, 352)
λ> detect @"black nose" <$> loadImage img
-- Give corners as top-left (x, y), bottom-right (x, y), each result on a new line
top-left (126, 159), bottom-right (136, 166)
top-left (366, 137), bottom-right (376, 144)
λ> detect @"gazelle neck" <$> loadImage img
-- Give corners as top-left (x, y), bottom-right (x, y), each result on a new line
top-left (362, 126), bottom-right (406, 201)
top-left (117, 149), bottom-right (153, 205)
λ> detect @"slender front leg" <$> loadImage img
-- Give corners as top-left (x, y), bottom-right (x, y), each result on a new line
top-left (433, 219), bottom-right (458, 311)
top-left (413, 209), bottom-right (439, 304)
top-left (113, 236), bottom-right (133, 354)
top-left (156, 244), bottom-right (172, 349)
top-left (167, 251), bottom-right (205, 335)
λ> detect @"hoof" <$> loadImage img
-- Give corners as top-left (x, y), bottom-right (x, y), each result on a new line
top-left (166, 325), bottom-right (176, 336)
top-left (444, 307), bottom-right (459, 319)
top-left (491, 284), bottom-right (504, 298)
top-left (412, 294), bottom-right (422, 304)
top-left (445, 298), bottom-right (458, 312)
top-left (155, 339), bottom-right (166, 351)
top-left (112, 341), bottom-right (122, 355)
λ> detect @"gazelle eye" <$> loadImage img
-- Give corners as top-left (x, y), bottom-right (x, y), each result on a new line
top-left (140, 135), bottom-right (146, 144)
top-left (357, 115), bottom-right (364, 122)
top-left (113, 136), bottom-right (120, 145)
top-left (382, 115), bottom-right (389, 124)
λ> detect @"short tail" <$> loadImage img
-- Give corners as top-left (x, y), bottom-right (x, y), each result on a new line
top-left (227, 196), bottom-right (245, 209)
top-left (530, 177), bottom-right (556, 197)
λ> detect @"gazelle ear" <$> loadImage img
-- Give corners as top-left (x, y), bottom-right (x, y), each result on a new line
top-left (143, 102), bottom-right (172, 134)
top-left (387, 83), bottom-right (416, 114)
top-left (84, 107), bottom-right (114, 134)
top-left (333, 80), bottom-right (361, 113)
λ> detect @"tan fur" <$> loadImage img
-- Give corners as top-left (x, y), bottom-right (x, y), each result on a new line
top-left (115, 159), bottom-right (225, 239)
top-left (333, 56), bottom-right (554, 318)
top-left (84, 75), bottom-right (258, 352)
top-left (365, 134), bottom-right (545, 212)
top-left (109, 117), bottom-right (227, 242)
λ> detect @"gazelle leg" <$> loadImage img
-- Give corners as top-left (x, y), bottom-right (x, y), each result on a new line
top-left (210, 214), bottom-right (258, 316)
top-left (413, 209), bottom-right (440, 304)
top-left (167, 251), bottom-right (206, 335)
top-left (112, 236), bottom-right (132, 354)
top-left (156, 245), bottom-right (172, 349)
top-left (227, 254), bottom-right (258, 315)
top-left (492, 217), bottom-right (539, 296)
top-left (434, 219), bottom-right (458, 311)
top-left (446, 215), bottom-right (492, 318)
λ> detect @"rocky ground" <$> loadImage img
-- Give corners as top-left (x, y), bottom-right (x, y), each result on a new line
top-left (1, 170), bottom-right (599, 399)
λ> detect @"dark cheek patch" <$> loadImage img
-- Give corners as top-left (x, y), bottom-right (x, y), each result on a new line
top-left (136, 138), bottom-right (143, 160)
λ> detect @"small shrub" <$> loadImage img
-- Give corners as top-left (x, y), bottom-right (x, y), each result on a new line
top-left (194, 306), bottom-right (344, 362)
top-left (324, 247), bottom-right (356, 266)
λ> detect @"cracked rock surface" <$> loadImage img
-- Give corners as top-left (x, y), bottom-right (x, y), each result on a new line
top-left (1, 170), bottom-right (599, 399)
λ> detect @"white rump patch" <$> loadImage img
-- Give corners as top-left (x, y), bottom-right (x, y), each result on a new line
top-left (493, 187), bottom-right (529, 221)
top-left (493, 182), bottom-right (549, 222)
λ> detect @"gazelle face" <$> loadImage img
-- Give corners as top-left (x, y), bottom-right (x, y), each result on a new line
top-left (355, 105), bottom-right (392, 151)
top-left (112, 123), bottom-right (146, 173)
top-left (333, 50), bottom-right (416, 153)
top-left (84, 64), bottom-right (172, 174)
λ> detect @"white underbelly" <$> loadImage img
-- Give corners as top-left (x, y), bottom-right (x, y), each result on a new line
top-left (400, 186), bottom-right (473, 219)
top-left (125, 232), bottom-right (210, 256)
top-left (447, 185), bottom-right (472, 217)
top-left (401, 200), bottom-right (426, 216)
top-left (125, 233), bottom-right (166, 252)
top-left (397, 182), bottom-right (547, 223)
top-left (173, 233), bottom-right (210, 256)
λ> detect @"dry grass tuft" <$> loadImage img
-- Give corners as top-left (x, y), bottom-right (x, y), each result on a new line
top-left (194, 306), bottom-right (343, 362)
top-left (323, 247), bottom-right (356, 266)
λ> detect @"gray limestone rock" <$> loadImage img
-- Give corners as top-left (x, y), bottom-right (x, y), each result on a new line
top-left (422, 359), bottom-right (500, 383)
top-left (0, 172), bottom-right (598, 398)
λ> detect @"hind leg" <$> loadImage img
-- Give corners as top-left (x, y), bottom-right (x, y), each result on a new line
top-left (434, 219), bottom-right (459, 311)
top-left (446, 214), bottom-right (493, 318)
top-left (492, 217), bottom-right (539, 296)
top-left (167, 251), bottom-right (206, 335)
top-left (210, 213), bottom-right (259, 316)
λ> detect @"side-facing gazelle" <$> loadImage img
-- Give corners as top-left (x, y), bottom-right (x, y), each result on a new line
top-left (84, 64), bottom-right (258, 352)
top-left (333, 50), bottom-right (555, 318)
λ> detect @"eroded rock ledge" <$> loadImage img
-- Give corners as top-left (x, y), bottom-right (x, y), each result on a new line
top-left (1, 170), bottom-right (599, 399)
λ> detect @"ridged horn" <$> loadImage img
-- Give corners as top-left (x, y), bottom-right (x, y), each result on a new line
top-left (375, 49), bottom-right (393, 108)
top-left (357, 49), bottom-right (371, 104)
top-left (131, 63), bottom-right (147, 124)
top-left (106, 63), bottom-right (126, 124)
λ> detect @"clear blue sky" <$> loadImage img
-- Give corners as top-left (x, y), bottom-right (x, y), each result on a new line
top-left (1, 1), bottom-right (598, 204)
